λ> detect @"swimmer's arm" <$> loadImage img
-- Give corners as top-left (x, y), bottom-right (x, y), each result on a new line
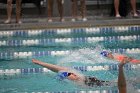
top-left (117, 55), bottom-right (140, 64)
top-left (130, 58), bottom-right (140, 64)
top-left (119, 54), bottom-right (140, 64)
top-left (118, 60), bottom-right (127, 93)
top-left (118, 86), bottom-right (127, 93)
top-left (32, 59), bottom-right (68, 72)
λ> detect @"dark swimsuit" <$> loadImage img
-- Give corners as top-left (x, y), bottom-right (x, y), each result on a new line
top-left (84, 76), bottom-right (109, 87)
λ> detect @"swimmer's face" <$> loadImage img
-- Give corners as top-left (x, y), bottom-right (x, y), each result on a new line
top-left (68, 73), bottom-right (80, 80)
top-left (107, 52), bottom-right (114, 59)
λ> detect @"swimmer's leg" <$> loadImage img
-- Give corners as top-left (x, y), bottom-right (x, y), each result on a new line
top-left (118, 60), bottom-right (127, 93)
top-left (47, 0), bottom-right (53, 22)
top-left (57, 0), bottom-right (64, 21)
top-left (32, 59), bottom-right (68, 72)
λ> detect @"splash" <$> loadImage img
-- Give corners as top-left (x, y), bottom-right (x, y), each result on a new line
top-left (58, 46), bottom-right (116, 66)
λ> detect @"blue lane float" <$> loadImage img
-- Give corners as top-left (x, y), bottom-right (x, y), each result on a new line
top-left (0, 48), bottom-right (140, 59)
top-left (0, 35), bottom-right (139, 47)
top-left (23, 89), bottom-right (140, 93)
top-left (0, 64), bottom-right (139, 75)
top-left (0, 25), bottom-right (139, 38)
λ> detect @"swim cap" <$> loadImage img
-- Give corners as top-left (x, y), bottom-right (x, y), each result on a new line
top-left (100, 51), bottom-right (109, 57)
top-left (57, 72), bottom-right (69, 80)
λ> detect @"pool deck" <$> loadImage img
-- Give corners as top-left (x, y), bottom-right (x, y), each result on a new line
top-left (0, 16), bottom-right (140, 30)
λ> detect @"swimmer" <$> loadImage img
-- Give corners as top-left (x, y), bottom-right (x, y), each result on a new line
top-left (32, 58), bottom-right (127, 90)
top-left (100, 51), bottom-right (140, 64)
top-left (118, 59), bottom-right (127, 93)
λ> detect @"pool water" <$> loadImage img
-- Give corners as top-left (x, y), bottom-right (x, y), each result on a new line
top-left (0, 25), bottom-right (140, 93)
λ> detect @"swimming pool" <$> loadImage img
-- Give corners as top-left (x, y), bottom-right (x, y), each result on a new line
top-left (0, 25), bottom-right (140, 93)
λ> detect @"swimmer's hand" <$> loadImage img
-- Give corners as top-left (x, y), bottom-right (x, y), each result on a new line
top-left (119, 58), bottom-right (129, 67)
top-left (32, 59), bottom-right (40, 64)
